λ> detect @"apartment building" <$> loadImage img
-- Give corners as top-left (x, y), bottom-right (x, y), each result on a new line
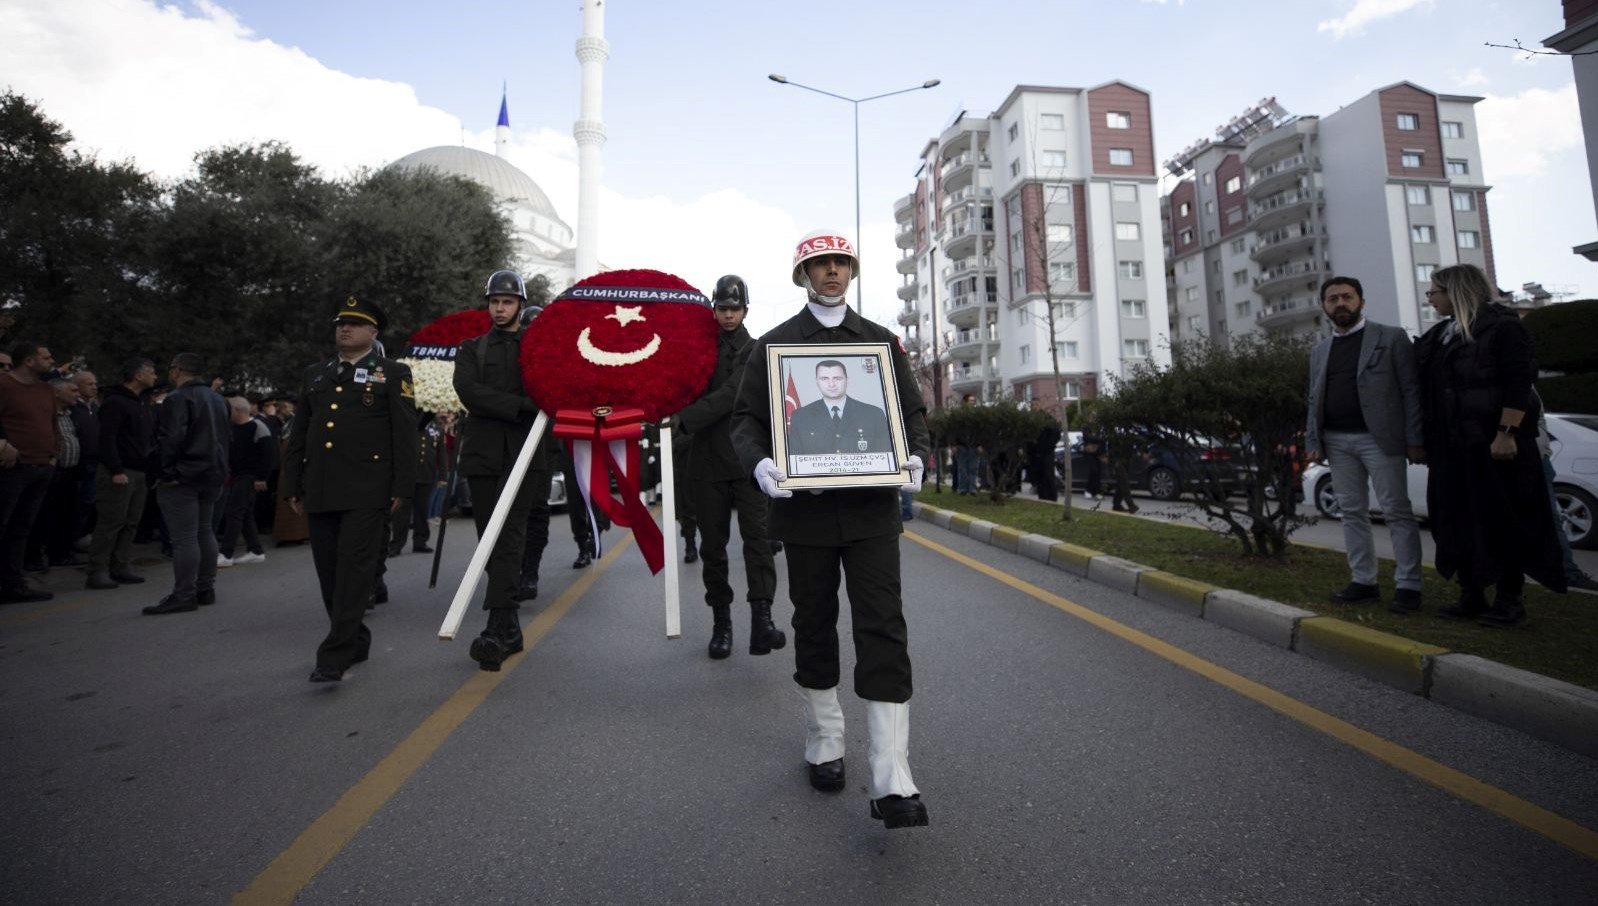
top-left (893, 81), bottom-right (1170, 408)
top-left (1544, 0), bottom-right (1598, 260)
top-left (1165, 83), bottom-right (1494, 345)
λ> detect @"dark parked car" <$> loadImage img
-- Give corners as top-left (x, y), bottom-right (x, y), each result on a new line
top-left (1056, 431), bottom-right (1249, 501)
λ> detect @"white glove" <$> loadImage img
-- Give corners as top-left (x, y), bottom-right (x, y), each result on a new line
top-left (902, 455), bottom-right (925, 493)
top-left (754, 457), bottom-right (793, 499)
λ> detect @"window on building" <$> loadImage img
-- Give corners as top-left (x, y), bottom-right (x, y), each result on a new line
top-left (1185, 286), bottom-right (1198, 302)
top-left (1042, 150), bottom-right (1067, 169)
top-left (1007, 122), bottom-right (1019, 142)
top-left (1406, 185), bottom-right (1430, 205)
top-left (1206, 229), bottom-right (1217, 244)
top-left (1123, 339), bottom-right (1150, 358)
top-left (1400, 152), bottom-right (1423, 168)
top-left (1233, 269), bottom-right (1248, 286)
top-left (1225, 207), bottom-right (1244, 225)
top-left (1416, 263), bottom-right (1436, 282)
top-left (1107, 111), bottom-right (1131, 129)
top-left (1053, 301), bottom-right (1076, 321)
top-left (1202, 172), bottom-right (1213, 185)
top-left (1187, 315), bottom-right (1202, 332)
top-left (1411, 224), bottom-right (1435, 244)
top-left (1010, 232), bottom-right (1022, 254)
top-left (1057, 341), bottom-right (1078, 359)
top-left (1396, 113), bottom-right (1419, 131)
top-left (1177, 202), bottom-right (1191, 217)
top-left (1211, 258), bottom-right (1221, 273)
top-left (1118, 260), bottom-right (1143, 279)
top-left (1109, 148), bottom-right (1134, 166)
top-left (1230, 237), bottom-right (1246, 254)
top-left (1112, 183), bottom-right (1137, 203)
top-left (1040, 113), bottom-right (1065, 131)
top-left (1215, 289), bottom-right (1225, 306)
top-left (1235, 299), bottom-right (1252, 317)
top-left (1046, 224), bottom-right (1073, 243)
top-left (1050, 261), bottom-right (1075, 285)
top-left (1019, 344), bottom-right (1030, 365)
top-left (1015, 306), bottom-right (1029, 326)
top-left (1458, 230), bottom-right (1480, 249)
top-left (1452, 190), bottom-right (1476, 211)
top-left (1011, 268), bottom-right (1024, 291)
top-left (1064, 381), bottom-right (1081, 400)
top-left (1225, 175), bottom-right (1242, 194)
top-left (1009, 159), bottom-right (1021, 178)
top-left (1442, 121), bottom-right (1464, 139)
top-left (1446, 158), bottom-right (1469, 176)
top-left (1204, 200), bottom-right (1215, 215)
top-left (1182, 259), bottom-right (1195, 275)
top-left (1121, 299), bottom-right (1146, 318)
top-left (1116, 222), bottom-right (1141, 241)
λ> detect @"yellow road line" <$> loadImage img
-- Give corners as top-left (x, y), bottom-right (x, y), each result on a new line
top-left (232, 533), bottom-right (636, 906)
top-left (905, 528), bottom-right (1598, 862)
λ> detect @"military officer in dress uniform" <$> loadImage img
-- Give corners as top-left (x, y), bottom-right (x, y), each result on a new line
top-left (675, 274), bottom-right (783, 660)
top-left (282, 296), bottom-right (418, 683)
top-left (453, 269), bottom-right (558, 671)
top-left (731, 230), bottom-right (931, 830)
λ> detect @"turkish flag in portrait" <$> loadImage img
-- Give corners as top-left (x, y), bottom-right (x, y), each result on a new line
top-left (784, 373), bottom-right (799, 432)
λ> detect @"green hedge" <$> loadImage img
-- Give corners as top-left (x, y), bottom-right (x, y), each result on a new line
top-left (1539, 373), bottom-right (1598, 415)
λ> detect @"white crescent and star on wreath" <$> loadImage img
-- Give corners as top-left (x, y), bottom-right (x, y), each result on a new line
top-left (577, 304), bottom-right (662, 367)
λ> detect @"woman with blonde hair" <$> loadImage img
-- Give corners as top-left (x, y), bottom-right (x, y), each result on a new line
top-left (1415, 264), bottom-right (1567, 625)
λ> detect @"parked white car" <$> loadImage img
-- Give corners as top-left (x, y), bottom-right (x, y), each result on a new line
top-left (1301, 412), bottom-right (1598, 549)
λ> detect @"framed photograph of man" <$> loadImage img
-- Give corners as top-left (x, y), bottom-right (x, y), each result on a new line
top-left (766, 343), bottom-right (912, 490)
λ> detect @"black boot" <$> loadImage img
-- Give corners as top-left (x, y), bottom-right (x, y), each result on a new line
top-left (491, 607), bottom-right (525, 654)
top-left (749, 600), bottom-right (786, 655)
top-left (683, 534), bottom-right (698, 564)
top-left (707, 604), bottom-right (733, 659)
top-left (510, 572), bottom-right (539, 602)
top-left (470, 609), bottom-right (521, 671)
top-left (572, 542), bottom-right (594, 569)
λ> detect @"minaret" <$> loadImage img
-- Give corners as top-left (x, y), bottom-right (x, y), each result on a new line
top-left (573, 0), bottom-right (608, 280)
top-left (495, 84), bottom-right (510, 159)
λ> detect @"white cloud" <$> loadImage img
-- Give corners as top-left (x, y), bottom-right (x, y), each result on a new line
top-left (1475, 83), bottom-right (1582, 181)
top-left (1317, 0), bottom-right (1434, 39)
top-left (1452, 67), bottom-right (1491, 89)
top-left (0, 0), bottom-right (815, 331)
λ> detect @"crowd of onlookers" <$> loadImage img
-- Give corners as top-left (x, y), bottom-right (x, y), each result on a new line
top-left (0, 341), bottom-right (317, 606)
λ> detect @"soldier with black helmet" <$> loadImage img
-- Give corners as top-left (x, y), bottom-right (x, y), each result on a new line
top-left (282, 296), bottom-right (419, 683)
top-left (674, 275), bottom-right (783, 660)
top-left (453, 269), bottom-right (558, 671)
top-left (731, 230), bottom-right (932, 829)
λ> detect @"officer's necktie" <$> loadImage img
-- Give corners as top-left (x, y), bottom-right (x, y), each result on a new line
top-left (831, 406), bottom-right (841, 432)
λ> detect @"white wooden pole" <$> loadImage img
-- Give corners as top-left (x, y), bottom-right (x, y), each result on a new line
top-left (659, 423), bottom-right (682, 639)
top-left (438, 410), bottom-right (551, 640)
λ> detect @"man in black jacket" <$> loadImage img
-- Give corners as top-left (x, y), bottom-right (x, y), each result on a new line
top-left (86, 357), bottom-right (156, 589)
top-left (216, 396), bottom-right (276, 565)
top-left (452, 269), bottom-right (558, 671)
top-left (281, 297), bottom-right (418, 681)
top-left (731, 230), bottom-right (931, 830)
top-left (144, 353), bottom-right (229, 615)
top-left (675, 275), bottom-right (782, 660)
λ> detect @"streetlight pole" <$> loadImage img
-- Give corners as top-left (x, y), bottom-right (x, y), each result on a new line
top-left (768, 74), bottom-right (940, 311)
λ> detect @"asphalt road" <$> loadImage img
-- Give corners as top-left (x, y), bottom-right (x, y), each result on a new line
top-left (2, 514), bottom-right (1596, 904)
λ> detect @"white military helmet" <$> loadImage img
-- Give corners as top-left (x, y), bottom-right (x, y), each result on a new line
top-left (790, 229), bottom-right (859, 287)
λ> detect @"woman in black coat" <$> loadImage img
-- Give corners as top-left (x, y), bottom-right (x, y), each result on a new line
top-left (1416, 264), bottom-right (1567, 626)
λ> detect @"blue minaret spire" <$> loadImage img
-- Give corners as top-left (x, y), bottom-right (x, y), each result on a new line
top-left (495, 82), bottom-right (510, 158)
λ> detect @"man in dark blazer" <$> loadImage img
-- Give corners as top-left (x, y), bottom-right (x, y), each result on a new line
top-left (282, 296), bottom-right (418, 682)
top-left (785, 360), bottom-right (892, 457)
top-left (452, 269), bottom-right (558, 672)
top-left (1305, 275), bottom-right (1425, 613)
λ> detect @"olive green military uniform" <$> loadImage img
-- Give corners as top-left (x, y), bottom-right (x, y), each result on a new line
top-left (282, 350), bottom-right (418, 673)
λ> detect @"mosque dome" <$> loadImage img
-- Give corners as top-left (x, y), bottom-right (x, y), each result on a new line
top-left (388, 145), bottom-right (571, 235)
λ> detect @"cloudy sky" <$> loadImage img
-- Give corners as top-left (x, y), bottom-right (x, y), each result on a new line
top-left (1, 0), bottom-right (1588, 335)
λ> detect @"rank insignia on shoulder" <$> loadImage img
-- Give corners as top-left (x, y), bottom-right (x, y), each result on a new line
top-left (400, 379), bottom-right (414, 399)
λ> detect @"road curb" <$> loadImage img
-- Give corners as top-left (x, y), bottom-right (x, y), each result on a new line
top-left (910, 499), bottom-right (1595, 759)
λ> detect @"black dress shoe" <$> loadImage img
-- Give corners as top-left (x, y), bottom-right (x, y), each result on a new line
top-left (2, 586), bottom-right (54, 603)
top-left (769, 541), bottom-right (784, 555)
top-left (1329, 582), bottom-right (1379, 604)
top-left (413, 543), bottom-right (433, 553)
top-left (683, 541), bottom-right (698, 564)
top-left (808, 758), bottom-right (845, 792)
top-left (86, 572), bottom-right (120, 590)
top-left (572, 549), bottom-right (594, 569)
top-left (196, 588), bottom-right (216, 606)
top-left (870, 794), bottom-right (929, 829)
top-left (110, 571), bottom-right (145, 585)
top-left (142, 595), bottom-right (197, 615)
top-left (309, 665), bottom-right (343, 683)
top-left (1388, 588), bottom-right (1422, 614)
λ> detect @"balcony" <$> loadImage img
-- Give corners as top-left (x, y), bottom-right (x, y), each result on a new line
top-left (1255, 299), bottom-right (1321, 331)
top-left (941, 255), bottom-right (997, 282)
top-left (943, 216), bottom-right (994, 256)
top-left (944, 291), bottom-right (997, 326)
top-left (896, 253), bottom-right (918, 276)
top-left (897, 303), bottom-right (918, 326)
top-left (945, 329), bottom-right (990, 358)
top-left (1243, 119), bottom-right (1308, 168)
top-left (943, 184), bottom-right (993, 208)
top-left (1253, 259), bottom-right (1328, 295)
top-left (1246, 154), bottom-right (1315, 197)
top-left (940, 151), bottom-right (990, 192)
top-left (893, 193), bottom-right (915, 218)
top-left (1249, 222), bottom-right (1324, 264)
top-left (896, 278), bottom-right (918, 302)
top-left (947, 365), bottom-right (995, 391)
top-left (895, 221), bottom-right (916, 249)
top-left (1249, 187), bottom-right (1322, 231)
